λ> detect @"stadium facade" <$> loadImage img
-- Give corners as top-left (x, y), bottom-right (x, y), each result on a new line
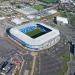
top-left (7, 22), bottom-right (60, 51)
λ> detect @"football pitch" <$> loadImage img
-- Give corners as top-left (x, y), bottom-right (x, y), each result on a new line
top-left (26, 28), bottom-right (46, 38)
top-left (40, 0), bottom-right (58, 3)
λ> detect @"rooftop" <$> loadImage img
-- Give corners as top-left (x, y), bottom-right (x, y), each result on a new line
top-left (15, 6), bottom-right (38, 15)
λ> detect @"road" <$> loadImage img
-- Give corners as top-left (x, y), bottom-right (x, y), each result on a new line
top-left (20, 61), bottom-right (28, 75)
top-left (20, 54), bottom-right (33, 75)
top-left (55, 24), bottom-right (75, 43)
top-left (30, 55), bottom-right (37, 75)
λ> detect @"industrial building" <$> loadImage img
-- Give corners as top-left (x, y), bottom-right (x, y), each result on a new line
top-left (15, 6), bottom-right (38, 15)
top-left (11, 0), bottom-right (37, 3)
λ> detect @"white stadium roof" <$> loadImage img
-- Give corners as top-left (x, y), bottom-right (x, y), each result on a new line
top-left (10, 22), bottom-right (60, 46)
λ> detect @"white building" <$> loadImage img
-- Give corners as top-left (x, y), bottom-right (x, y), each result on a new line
top-left (11, 0), bottom-right (37, 3)
top-left (15, 6), bottom-right (38, 15)
top-left (48, 10), bottom-right (57, 15)
top-left (27, 15), bottom-right (41, 20)
top-left (55, 16), bottom-right (68, 24)
top-left (60, 0), bottom-right (71, 3)
top-left (0, 17), bottom-right (5, 20)
top-left (11, 17), bottom-right (29, 24)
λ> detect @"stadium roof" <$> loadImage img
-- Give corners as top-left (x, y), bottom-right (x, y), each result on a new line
top-left (10, 22), bottom-right (60, 46)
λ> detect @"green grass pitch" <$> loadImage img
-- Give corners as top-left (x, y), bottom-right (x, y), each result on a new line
top-left (39, 0), bottom-right (59, 3)
top-left (26, 28), bottom-right (42, 38)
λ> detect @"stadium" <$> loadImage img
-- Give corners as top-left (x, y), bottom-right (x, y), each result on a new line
top-left (7, 22), bottom-right (60, 51)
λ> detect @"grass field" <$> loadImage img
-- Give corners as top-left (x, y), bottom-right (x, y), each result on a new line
top-left (39, 0), bottom-right (59, 3)
top-left (26, 28), bottom-right (45, 38)
top-left (31, 5), bottom-right (45, 11)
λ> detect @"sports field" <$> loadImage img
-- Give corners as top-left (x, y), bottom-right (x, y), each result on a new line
top-left (31, 5), bottom-right (45, 11)
top-left (26, 28), bottom-right (46, 38)
top-left (40, 0), bottom-right (59, 3)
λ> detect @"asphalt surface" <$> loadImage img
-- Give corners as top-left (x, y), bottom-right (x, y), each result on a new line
top-left (20, 54), bottom-right (33, 75)
top-left (0, 38), bottom-right (19, 59)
